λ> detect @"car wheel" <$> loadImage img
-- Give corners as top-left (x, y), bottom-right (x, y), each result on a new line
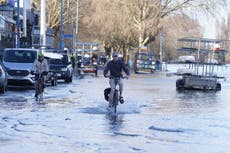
top-left (54, 79), bottom-right (57, 86)
top-left (176, 79), bottom-right (184, 90)
top-left (0, 86), bottom-right (6, 94)
top-left (51, 80), bottom-right (55, 86)
top-left (65, 77), bottom-right (69, 83)
top-left (69, 76), bottom-right (72, 82)
top-left (216, 83), bottom-right (221, 91)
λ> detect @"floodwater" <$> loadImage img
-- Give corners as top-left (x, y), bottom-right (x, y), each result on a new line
top-left (0, 64), bottom-right (230, 153)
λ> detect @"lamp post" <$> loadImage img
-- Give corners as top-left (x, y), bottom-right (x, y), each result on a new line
top-left (40, 0), bottom-right (46, 47)
top-left (23, 0), bottom-right (27, 37)
top-left (75, 0), bottom-right (79, 50)
top-left (67, 0), bottom-right (71, 48)
top-left (159, 32), bottom-right (163, 70)
top-left (159, 32), bottom-right (163, 63)
top-left (16, 0), bottom-right (20, 48)
top-left (59, 0), bottom-right (64, 51)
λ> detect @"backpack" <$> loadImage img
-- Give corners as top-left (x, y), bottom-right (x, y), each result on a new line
top-left (104, 88), bottom-right (111, 101)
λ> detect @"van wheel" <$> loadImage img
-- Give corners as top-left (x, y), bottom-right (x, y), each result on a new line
top-left (51, 80), bottom-right (55, 86)
top-left (216, 83), bottom-right (221, 91)
top-left (176, 79), bottom-right (184, 90)
top-left (69, 76), bottom-right (72, 82)
top-left (0, 86), bottom-right (6, 94)
top-left (52, 79), bottom-right (57, 86)
top-left (65, 77), bottom-right (69, 83)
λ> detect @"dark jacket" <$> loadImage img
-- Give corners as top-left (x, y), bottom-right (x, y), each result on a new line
top-left (104, 59), bottom-right (130, 77)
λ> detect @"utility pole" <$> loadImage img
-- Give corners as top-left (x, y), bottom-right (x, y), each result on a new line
top-left (67, 0), bottom-right (71, 48)
top-left (75, 0), bottom-right (79, 50)
top-left (159, 32), bottom-right (163, 71)
top-left (40, 0), bottom-right (46, 47)
top-left (59, 0), bottom-right (64, 51)
top-left (72, 18), bottom-right (74, 50)
top-left (23, 0), bottom-right (27, 37)
top-left (16, 0), bottom-right (20, 48)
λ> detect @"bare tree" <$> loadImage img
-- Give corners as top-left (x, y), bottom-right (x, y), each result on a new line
top-left (31, 0), bottom-right (228, 59)
top-left (32, 0), bottom-right (88, 35)
top-left (126, 0), bottom-right (227, 48)
top-left (154, 14), bottom-right (202, 60)
top-left (0, 0), bottom-right (7, 5)
top-left (215, 15), bottom-right (230, 61)
top-left (84, 0), bottom-right (226, 44)
top-left (216, 15), bottom-right (230, 40)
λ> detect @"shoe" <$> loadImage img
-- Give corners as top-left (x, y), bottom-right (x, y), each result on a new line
top-left (119, 96), bottom-right (124, 104)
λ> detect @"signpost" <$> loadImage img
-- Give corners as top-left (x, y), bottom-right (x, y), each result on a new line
top-left (64, 34), bottom-right (74, 39)
top-left (159, 32), bottom-right (163, 63)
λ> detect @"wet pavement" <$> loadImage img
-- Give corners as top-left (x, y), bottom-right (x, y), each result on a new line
top-left (0, 64), bottom-right (230, 153)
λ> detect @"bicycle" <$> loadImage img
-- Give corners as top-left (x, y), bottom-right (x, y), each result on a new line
top-left (33, 71), bottom-right (45, 102)
top-left (106, 76), bottom-right (128, 115)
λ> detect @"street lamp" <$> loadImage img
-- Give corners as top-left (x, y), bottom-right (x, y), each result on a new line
top-left (16, 0), bottom-right (20, 48)
top-left (40, 0), bottom-right (46, 47)
top-left (75, 0), bottom-right (79, 50)
top-left (159, 32), bottom-right (163, 70)
top-left (67, 0), bottom-right (71, 48)
top-left (59, 0), bottom-right (64, 51)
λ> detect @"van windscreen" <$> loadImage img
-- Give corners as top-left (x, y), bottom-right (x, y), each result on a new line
top-left (3, 50), bottom-right (36, 63)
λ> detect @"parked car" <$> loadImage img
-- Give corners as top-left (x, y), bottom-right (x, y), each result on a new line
top-left (0, 62), bottom-right (7, 93)
top-left (78, 53), bottom-right (98, 76)
top-left (2, 48), bottom-right (38, 87)
top-left (49, 53), bottom-right (73, 83)
top-left (43, 52), bottom-right (63, 86)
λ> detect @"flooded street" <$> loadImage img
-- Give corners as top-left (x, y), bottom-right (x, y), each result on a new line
top-left (0, 64), bottom-right (230, 153)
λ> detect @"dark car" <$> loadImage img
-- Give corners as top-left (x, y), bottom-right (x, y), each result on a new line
top-left (0, 62), bottom-right (7, 93)
top-left (49, 54), bottom-right (73, 83)
top-left (78, 54), bottom-right (98, 76)
top-left (43, 52), bottom-right (63, 86)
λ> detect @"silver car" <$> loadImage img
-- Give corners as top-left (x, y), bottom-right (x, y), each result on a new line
top-left (2, 48), bottom-right (38, 87)
top-left (0, 62), bottom-right (7, 93)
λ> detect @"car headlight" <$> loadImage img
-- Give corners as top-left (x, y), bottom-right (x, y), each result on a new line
top-left (31, 77), bottom-right (35, 81)
top-left (61, 68), bottom-right (67, 71)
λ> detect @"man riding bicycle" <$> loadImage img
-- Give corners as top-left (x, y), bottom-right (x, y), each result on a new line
top-left (104, 51), bottom-right (130, 106)
top-left (32, 51), bottom-right (49, 98)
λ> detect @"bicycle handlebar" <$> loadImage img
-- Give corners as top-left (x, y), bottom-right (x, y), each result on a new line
top-left (105, 75), bottom-right (129, 79)
top-left (31, 71), bottom-right (48, 76)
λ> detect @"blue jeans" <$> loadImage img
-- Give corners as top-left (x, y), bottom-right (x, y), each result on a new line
top-left (109, 78), bottom-right (124, 103)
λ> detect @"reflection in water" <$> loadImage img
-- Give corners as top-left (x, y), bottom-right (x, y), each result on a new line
top-left (0, 96), bottom-right (29, 110)
top-left (176, 90), bottom-right (219, 107)
top-left (105, 113), bottom-right (124, 133)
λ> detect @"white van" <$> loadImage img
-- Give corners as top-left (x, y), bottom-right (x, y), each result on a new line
top-left (178, 55), bottom-right (195, 63)
top-left (2, 48), bottom-right (39, 87)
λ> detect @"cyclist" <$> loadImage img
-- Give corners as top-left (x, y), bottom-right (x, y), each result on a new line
top-left (32, 51), bottom-right (49, 98)
top-left (104, 51), bottom-right (130, 106)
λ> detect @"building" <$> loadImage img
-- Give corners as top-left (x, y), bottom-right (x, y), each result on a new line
top-left (0, 1), bottom-right (55, 54)
top-left (0, 3), bottom-right (15, 55)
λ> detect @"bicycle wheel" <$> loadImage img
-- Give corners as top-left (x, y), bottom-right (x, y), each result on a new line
top-left (113, 90), bottom-right (118, 114)
top-left (35, 81), bottom-right (39, 101)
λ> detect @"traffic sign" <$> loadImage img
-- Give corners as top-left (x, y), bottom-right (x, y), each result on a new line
top-left (64, 34), bottom-right (73, 39)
